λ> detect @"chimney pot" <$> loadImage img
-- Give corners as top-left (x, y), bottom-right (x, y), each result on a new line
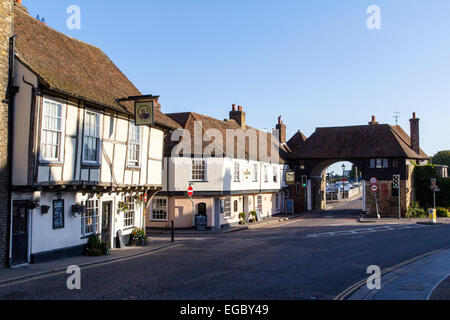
top-left (238, 106), bottom-right (243, 112)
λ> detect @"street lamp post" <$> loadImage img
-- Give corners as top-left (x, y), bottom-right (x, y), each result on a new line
top-left (342, 164), bottom-right (346, 200)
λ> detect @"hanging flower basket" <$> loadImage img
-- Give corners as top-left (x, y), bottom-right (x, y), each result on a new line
top-left (41, 205), bottom-right (50, 214)
top-left (28, 199), bottom-right (41, 210)
top-left (118, 201), bottom-right (129, 213)
top-left (134, 194), bottom-right (144, 205)
top-left (72, 203), bottom-right (86, 217)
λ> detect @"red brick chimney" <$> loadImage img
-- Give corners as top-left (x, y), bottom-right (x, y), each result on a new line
top-left (275, 116), bottom-right (286, 144)
top-left (230, 105), bottom-right (246, 129)
top-left (368, 115), bottom-right (379, 125)
top-left (410, 112), bottom-right (420, 155)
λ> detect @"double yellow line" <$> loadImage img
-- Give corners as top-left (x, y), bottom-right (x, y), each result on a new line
top-left (334, 249), bottom-right (443, 300)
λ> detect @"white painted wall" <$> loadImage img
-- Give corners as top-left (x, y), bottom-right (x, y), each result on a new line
top-left (164, 157), bottom-right (284, 193)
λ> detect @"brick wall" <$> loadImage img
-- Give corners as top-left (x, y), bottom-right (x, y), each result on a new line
top-left (0, 0), bottom-right (14, 266)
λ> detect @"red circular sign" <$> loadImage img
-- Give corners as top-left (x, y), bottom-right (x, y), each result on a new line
top-left (188, 186), bottom-right (194, 197)
top-left (371, 185), bottom-right (378, 192)
top-left (370, 177), bottom-right (377, 185)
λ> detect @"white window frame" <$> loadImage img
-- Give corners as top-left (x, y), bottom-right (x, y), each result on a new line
top-left (81, 199), bottom-right (99, 237)
top-left (252, 163), bottom-right (259, 182)
top-left (123, 196), bottom-right (136, 228)
top-left (82, 109), bottom-right (102, 165)
top-left (223, 197), bottom-right (231, 219)
top-left (192, 159), bottom-right (207, 181)
top-left (264, 165), bottom-right (269, 183)
top-left (234, 162), bottom-right (241, 182)
top-left (151, 197), bottom-right (168, 222)
top-left (40, 97), bottom-right (66, 163)
top-left (127, 122), bottom-right (142, 168)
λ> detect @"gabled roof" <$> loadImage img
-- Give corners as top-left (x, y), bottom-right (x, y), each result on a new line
top-left (287, 130), bottom-right (307, 152)
top-left (13, 4), bottom-right (179, 130)
top-left (288, 123), bottom-right (429, 160)
top-left (164, 112), bottom-right (286, 163)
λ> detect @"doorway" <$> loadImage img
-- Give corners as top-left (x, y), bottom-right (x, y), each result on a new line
top-left (101, 201), bottom-right (113, 244)
top-left (11, 200), bottom-right (30, 266)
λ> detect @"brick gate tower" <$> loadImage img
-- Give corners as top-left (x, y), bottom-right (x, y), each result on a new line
top-left (0, 0), bottom-right (14, 266)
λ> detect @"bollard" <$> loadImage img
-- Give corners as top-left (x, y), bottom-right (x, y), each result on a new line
top-left (171, 220), bottom-right (175, 243)
top-left (428, 209), bottom-right (437, 224)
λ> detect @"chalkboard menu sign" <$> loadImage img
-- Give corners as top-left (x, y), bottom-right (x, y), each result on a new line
top-left (117, 230), bottom-right (125, 248)
top-left (52, 200), bottom-right (65, 229)
top-left (285, 199), bottom-right (294, 215)
top-left (195, 215), bottom-right (207, 231)
top-left (255, 210), bottom-right (262, 222)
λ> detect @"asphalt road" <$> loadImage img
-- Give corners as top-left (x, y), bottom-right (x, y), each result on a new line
top-left (0, 200), bottom-right (449, 300)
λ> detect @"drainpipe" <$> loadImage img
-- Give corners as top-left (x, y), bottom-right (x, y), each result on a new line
top-left (7, 35), bottom-right (19, 267)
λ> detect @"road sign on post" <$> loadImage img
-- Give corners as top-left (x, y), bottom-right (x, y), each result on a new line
top-left (370, 177), bottom-right (380, 219)
top-left (188, 185), bottom-right (195, 226)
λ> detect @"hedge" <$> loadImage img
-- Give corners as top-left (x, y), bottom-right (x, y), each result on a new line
top-left (413, 163), bottom-right (450, 208)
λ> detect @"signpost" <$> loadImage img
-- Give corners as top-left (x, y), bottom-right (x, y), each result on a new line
top-left (431, 178), bottom-right (439, 210)
top-left (188, 185), bottom-right (195, 227)
top-left (370, 178), bottom-right (380, 220)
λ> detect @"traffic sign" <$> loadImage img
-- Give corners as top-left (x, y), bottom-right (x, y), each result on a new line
top-left (188, 186), bottom-right (194, 197)
top-left (371, 185), bottom-right (378, 192)
top-left (370, 177), bottom-right (377, 185)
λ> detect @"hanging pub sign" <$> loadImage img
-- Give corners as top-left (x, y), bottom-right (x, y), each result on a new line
top-left (135, 100), bottom-right (155, 126)
top-left (285, 170), bottom-right (296, 185)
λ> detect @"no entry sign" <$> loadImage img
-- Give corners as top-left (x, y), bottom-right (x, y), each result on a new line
top-left (188, 186), bottom-right (194, 197)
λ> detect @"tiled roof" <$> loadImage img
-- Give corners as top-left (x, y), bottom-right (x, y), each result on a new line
top-left (164, 112), bottom-right (286, 163)
top-left (13, 4), bottom-right (179, 130)
top-left (287, 130), bottom-right (307, 153)
top-left (288, 124), bottom-right (429, 160)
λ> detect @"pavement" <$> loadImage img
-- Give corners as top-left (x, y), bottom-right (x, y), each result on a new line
top-left (347, 249), bottom-right (450, 300)
top-left (0, 239), bottom-right (179, 287)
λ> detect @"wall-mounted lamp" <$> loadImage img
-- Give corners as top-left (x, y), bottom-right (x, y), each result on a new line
top-left (56, 191), bottom-right (63, 200)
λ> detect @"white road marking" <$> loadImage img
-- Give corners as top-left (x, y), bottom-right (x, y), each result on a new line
top-left (303, 224), bottom-right (428, 239)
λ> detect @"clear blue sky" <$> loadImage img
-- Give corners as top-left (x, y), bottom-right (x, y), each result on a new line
top-left (23, 0), bottom-right (450, 174)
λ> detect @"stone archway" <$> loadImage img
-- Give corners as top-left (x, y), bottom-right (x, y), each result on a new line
top-left (309, 160), bottom-right (364, 212)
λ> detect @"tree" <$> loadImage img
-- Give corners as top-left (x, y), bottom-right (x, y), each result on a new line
top-left (432, 150), bottom-right (450, 167)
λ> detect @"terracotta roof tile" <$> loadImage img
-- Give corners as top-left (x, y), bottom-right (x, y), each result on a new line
top-left (288, 124), bottom-right (429, 160)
